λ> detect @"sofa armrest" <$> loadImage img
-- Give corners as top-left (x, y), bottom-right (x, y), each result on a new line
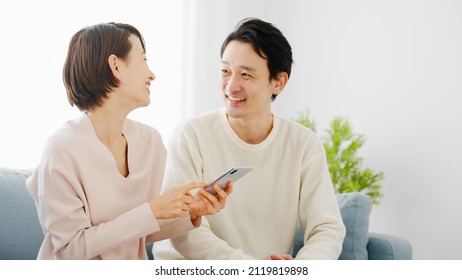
top-left (367, 232), bottom-right (413, 260)
top-left (0, 168), bottom-right (43, 260)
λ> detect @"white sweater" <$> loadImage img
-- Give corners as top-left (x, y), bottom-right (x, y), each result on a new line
top-left (154, 109), bottom-right (345, 260)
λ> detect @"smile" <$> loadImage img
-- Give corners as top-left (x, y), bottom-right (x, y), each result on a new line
top-left (227, 95), bottom-right (246, 102)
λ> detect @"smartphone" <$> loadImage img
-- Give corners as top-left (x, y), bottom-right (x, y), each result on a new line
top-left (204, 166), bottom-right (253, 194)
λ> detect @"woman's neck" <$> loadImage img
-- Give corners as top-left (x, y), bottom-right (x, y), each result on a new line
top-left (86, 106), bottom-right (127, 146)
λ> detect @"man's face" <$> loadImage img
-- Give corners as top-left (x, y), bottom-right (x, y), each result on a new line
top-left (220, 40), bottom-right (276, 121)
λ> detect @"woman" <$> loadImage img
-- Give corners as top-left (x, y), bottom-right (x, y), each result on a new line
top-left (26, 22), bottom-right (232, 260)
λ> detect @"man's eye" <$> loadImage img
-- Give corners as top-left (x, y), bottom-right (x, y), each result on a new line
top-left (221, 69), bottom-right (229, 74)
top-left (242, 73), bottom-right (250, 77)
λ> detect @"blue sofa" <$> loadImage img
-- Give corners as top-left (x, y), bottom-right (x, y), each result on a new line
top-left (0, 167), bottom-right (412, 260)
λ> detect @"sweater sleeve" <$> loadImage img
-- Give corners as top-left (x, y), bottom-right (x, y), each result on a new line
top-left (295, 138), bottom-right (346, 260)
top-left (157, 123), bottom-right (255, 260)
top-left (146, 216), bottom-right (195, 244)
top-left (171, 216), bottom-right (254, 260)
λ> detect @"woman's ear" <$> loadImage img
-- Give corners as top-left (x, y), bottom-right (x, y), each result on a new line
top-left (271, 72), bottom-right (289, 96)
top-left (108, 54), bottom-right (121, 79)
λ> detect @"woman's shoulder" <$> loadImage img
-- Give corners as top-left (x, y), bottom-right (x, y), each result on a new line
top-left (124, 118), bottom-right (163, 141)
top-left (45, 117), bottom-right (88, 148)
top-left (37, 116), bottom-right (93, 165)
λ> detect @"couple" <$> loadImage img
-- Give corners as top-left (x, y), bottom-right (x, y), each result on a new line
top-left (27, 18), bottom-right (345, 260)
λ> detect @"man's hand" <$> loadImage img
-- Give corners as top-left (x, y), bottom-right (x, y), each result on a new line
top-left (189, 181), bottom-right (233, 219)
top-left (264, 254), bottom-right (294, 260)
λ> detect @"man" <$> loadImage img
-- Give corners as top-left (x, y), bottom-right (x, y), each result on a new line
top-left (154, 18), bottom-right (345, 260)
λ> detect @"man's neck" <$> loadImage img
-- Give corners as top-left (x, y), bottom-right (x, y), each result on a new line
top-left (227, 113), bottom-right (274, 144)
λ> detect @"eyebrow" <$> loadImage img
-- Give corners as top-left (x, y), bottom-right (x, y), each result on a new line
top-left (221, 61), bottom-right (257, 72)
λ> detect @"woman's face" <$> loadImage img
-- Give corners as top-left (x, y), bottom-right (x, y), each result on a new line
top-left (116, 35), bottom-right (155, 109)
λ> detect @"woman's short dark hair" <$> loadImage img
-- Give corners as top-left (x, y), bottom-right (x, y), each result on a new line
top-left (63, 22), bottom-right (145, 111)
top-left (220, 18), bottom-right (293, 101)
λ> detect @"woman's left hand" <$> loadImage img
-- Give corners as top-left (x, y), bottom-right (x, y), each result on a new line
top-left (189, 181), bottom-right (233, 220)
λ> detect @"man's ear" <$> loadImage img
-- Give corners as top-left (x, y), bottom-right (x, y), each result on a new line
top-left (108, 54), bottom-right (121, 79)
top-left (271, 72), bottom-right (289, 96)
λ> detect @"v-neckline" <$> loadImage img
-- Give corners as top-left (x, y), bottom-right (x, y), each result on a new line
top-left (83, 113), bottom-right (131, 179)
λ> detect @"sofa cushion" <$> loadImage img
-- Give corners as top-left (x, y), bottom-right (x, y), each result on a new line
top-left (367, 232), bottom-right (413, 260)
top-left (337, 192), bottom-right (372, 260)
top-left (0, 167), bottom-right (43, 259)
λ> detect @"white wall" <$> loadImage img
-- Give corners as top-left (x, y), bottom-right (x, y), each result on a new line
top-left (182, 0), bottom-right (462, 259)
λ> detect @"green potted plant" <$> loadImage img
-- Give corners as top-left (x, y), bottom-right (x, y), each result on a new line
top-left (295, 110), bottom-right (384, 204)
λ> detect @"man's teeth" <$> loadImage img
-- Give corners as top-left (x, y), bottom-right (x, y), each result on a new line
top-left (228, 96), bottom-right (246, 102)
top-left (145, 85), bottom-right (150, 90)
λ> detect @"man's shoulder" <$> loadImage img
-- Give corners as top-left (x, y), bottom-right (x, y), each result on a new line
top-left (187, 108), bottom-right (222, 123)
top-left (277, 115), bottom-right (318, 138)
top-left (176, 108), bottom-right (222, 131)
top-left (275, 115), bottom-right (325, 154)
